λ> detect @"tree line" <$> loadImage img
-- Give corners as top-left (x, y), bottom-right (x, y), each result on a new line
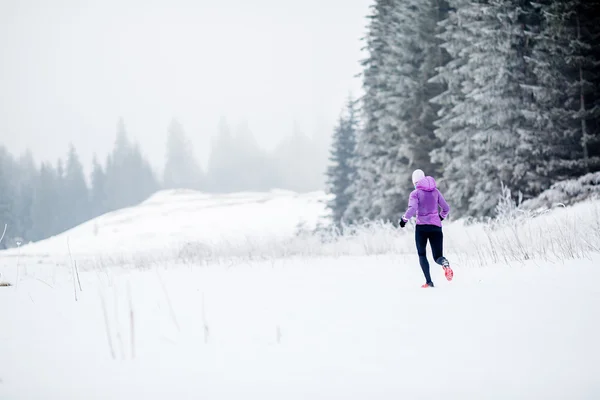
top-left (327, 0), bottom-right (600, 227)
top-left (0, 118), bottom-right (327, 248)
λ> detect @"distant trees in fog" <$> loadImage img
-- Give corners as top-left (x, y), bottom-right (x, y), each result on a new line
top-left (0, 116), bottom-right (328, 247)
top-left (169, 116), bottom-right (328, 193)
top-left (325, 96), bottom-right (359, 229)
top-left (163, 119), bottom-right (205, 190)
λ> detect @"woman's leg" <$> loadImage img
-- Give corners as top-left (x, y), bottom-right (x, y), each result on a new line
top-left (429, 228), bottom-right (446, 265)
top-left (415, 226), bottom-right (433, 284)
top-left (430, 227), bottom-right (453, 280)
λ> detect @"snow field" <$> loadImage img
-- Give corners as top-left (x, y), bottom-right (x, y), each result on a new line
top-left (1, 255), bottom-right (599, 399)
top-left (1, 190), bottom-right (600, 399)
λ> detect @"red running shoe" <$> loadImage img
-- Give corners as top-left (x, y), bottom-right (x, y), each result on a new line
top-left (421, 282), bottom-right (434, 288)
top-left (443, 264), bottom-right (453, 281)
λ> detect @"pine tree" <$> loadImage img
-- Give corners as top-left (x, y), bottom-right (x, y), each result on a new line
top-left (53, 158), bottom-right (69, 233)
top-left (63, 144), bottom-right (90, 229)
top-left (431, 0), bottom-right (530, 217)
top-left (326, 97), bottom-right (359, 227)
top-left (232, 121), bottom-right (276, 191)
top-left (105, 118), bottom-right (130, 210)
top-left (30, 162), bottom-right (61, 241)
top-left (0, 147), bottom-right (16, 248)
top-left (163, 119), bottom-right (204, 190)
top-left (206, 117), bottom-right (236, 192)
top-left (519, 0), bottom-right (600, 197)
top-left (105, 118), bottom-right (159, 210)
top-left (429, 0), bottom-right (475, 216)
top-left (347, 0), bottom-right (453, 223)
top-left (128, 142), bottom-right (160, 203)
top-left (403, 0), bottom-right (450, 178)
top-left (90, 155), bottom-right (108, 217)
top-left (346, 0), bottom-right (413, 223)
top-left (14, 150), bottom-right (37, 241)
top-left (113, 117), bottom-right (130, 165)
top-left (272, 123), bottom-right (323, 192)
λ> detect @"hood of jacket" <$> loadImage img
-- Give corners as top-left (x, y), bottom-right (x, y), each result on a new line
top-left (415, 176), bottom-right (437, 192)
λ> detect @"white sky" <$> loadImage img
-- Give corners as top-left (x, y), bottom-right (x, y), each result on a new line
top-left (0, 0), bottom-right (371, 174)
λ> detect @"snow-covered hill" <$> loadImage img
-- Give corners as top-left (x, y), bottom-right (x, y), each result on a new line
top-left (4, 189), bottom-right (331, 260)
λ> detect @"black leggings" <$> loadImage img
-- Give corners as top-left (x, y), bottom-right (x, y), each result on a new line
top-left (415, 224), bottom-right (447, 284)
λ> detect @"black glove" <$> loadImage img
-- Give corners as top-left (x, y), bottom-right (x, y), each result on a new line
top-left (440, 214), bottom-right (444, 221)
top-left (399, 218), bottom-right (406, 228)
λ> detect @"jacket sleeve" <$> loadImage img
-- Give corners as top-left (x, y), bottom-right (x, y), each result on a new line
top-left (437, 189), bottom-right (450, 219)
top-left (402, 190), bottom-right (418, 221)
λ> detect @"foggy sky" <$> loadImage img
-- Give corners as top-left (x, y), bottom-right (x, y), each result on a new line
top-left (0, 0), bottom-right (371, 175)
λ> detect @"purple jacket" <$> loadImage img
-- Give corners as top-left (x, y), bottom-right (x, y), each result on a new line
top-left (401, 176), bottom-right (450, 227)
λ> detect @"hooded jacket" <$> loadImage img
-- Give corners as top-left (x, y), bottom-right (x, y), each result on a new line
top-left (401, 176), bottom-right (450, 227)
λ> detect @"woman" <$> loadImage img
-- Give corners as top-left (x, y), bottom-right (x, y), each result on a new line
top-left (399, 169), bottom-right (453, 288)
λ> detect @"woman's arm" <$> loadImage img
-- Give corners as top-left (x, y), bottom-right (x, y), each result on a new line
top-left (402, 190), bottom-right (419, 221)
top-left (438, 189), bottom-right (450, 219)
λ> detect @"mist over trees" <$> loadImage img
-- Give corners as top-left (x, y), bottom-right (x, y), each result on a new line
top-left (326, 0), bottom-right (600, 226)
top-left (205, 119), bottom-right (328, 193)
top-left (163, 119), bottom-right (205, 190)
top-left (0, 116), bottom-right (328, 247)
top-left (206, 118), bottom-right (273, 192)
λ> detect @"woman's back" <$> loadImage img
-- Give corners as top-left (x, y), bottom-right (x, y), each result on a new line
top-left (403, 176), bottom-right (450, 227)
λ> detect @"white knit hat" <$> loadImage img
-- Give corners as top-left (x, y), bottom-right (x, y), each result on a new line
top-left (412, 169), bottom-right (425, 184)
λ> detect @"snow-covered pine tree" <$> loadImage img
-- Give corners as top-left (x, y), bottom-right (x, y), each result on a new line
top-left (519, 0), bottom-right (600, 197)
top-left (404, 0), bottom-right (450, 179)
top-left (348, 0), bottom-right (443, 223)
top-left (429, 0), bottom-right (476, 216)
top-left (567, 0), bottom-right (600, 173)
top-left (345, 0), bottom-right (400, 223)
top-left (326, 96), bottom-right (359, 227)
top-left (431, 0), bottom-right (529, 218)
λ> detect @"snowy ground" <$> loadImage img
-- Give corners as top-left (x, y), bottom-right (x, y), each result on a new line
top-left (1, 190), bottom-right (600, 399)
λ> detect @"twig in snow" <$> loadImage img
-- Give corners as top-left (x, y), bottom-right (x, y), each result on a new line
top-left (99, 288), bottom-right (116, 359)
top-left (127, 282), bottom-right (135, 359)
top-left (113, 286), bottom-right (125, 360)
top-left (156, 270), bottom-right (180, 332)
top-left (15, 241), bottom-right (21, 289)
top-left (276, 325), bottom-right (282, 344)
top-left (0, 224), bottom-right (6, 244)
top-left (34, 277), bottom-right (53, 289)
top-left (202, 292), bottom-right (209, 343)
top-left (75, 260), bottom-right (82, 291)
top-left (67, 238), bottom-right (78, 301)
